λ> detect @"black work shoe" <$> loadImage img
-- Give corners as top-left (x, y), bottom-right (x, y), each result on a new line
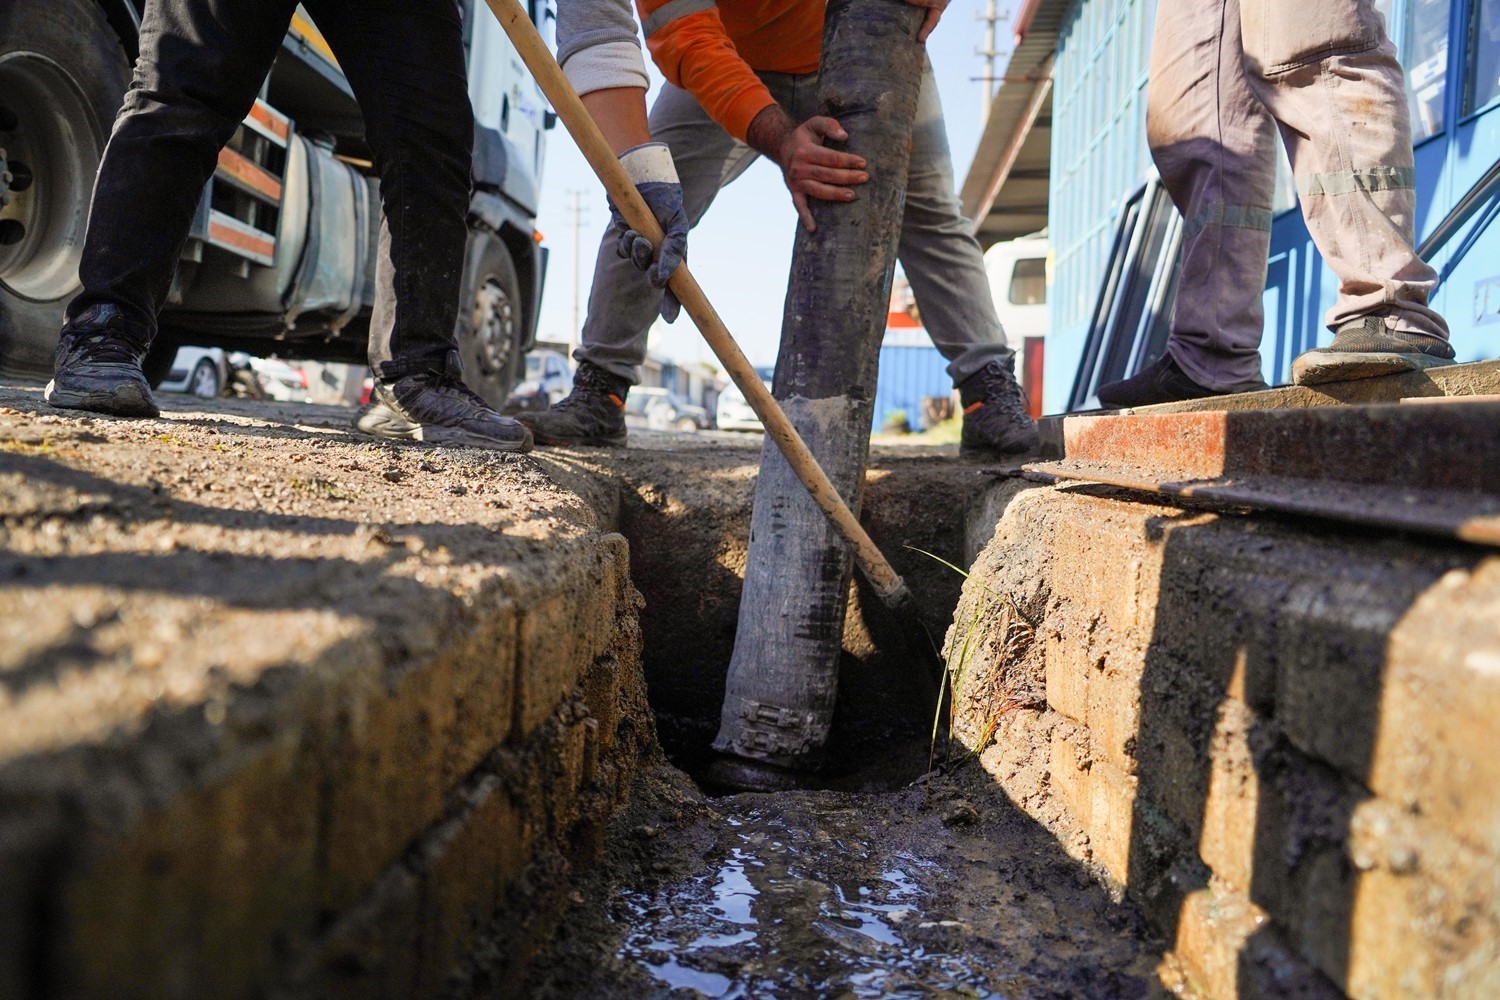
top-left (1096, 351), bottom-right (1268, 409)
top-left (356, 371), bottom-right (532, 452)
top-left (957, 359), bottom-right (1040, 458)
top-left (1291, 315), bottom-right (1456, 386)
top-left (44, 305), bottom-right (160, 418)
top-left (517, 361), bottom-right (629, 447)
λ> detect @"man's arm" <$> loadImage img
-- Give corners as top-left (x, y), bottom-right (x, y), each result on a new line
top-left (557, 0), bottom-right (688, 318)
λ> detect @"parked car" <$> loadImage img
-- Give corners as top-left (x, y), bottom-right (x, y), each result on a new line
top-left (156, 346), bottom-right (227, 399)
top-left (714, 366), bottom-right (775, 432)
top-left (625, 386), bottom-right (710, 432)
top-left (507, 350), bottom-right (573, 412)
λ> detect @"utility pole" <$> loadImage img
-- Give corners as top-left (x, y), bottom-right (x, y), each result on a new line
top-left (567, 189), bottom-right (587, 355)
top-left (976, 0), bottom-right (1012, 123)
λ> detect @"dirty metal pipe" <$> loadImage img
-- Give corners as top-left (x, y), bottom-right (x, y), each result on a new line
top-left (712, 0), bottom-right (928, 774)
top-left (482, 0), bottom-right (917, 614)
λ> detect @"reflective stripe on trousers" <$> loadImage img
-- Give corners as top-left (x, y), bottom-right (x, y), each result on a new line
top-left (1147, 0), bottom-right (1449, 390)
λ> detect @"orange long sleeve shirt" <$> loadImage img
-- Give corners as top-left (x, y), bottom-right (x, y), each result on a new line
top-left (637, 0), bottom-right (823, 142)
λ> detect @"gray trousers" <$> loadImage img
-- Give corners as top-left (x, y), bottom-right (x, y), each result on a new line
top-left (1150, 0), bottom-right (1451, 390)
top-left (576, 59), bottom-right (1011, 385)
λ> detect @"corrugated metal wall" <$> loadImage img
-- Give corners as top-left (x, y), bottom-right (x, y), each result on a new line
top-left (1042, 0), bottom-right (1498, 408)
top-left (874, 330), bottom-right (952, 432)
top-left (1043, 0), bottom-right (1158, 413)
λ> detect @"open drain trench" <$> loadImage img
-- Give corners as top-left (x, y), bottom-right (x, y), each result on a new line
top-left (4, 395), bottom-right (1496, 1000)
top-left (501, 447), bottom-right (1172, 1000)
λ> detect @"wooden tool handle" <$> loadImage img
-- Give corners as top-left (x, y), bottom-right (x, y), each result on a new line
top-left (483, 0), bottom-right (912, 606)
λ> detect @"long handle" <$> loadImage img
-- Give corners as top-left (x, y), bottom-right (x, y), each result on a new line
top-left (484, 0), bottom-right (915, 607)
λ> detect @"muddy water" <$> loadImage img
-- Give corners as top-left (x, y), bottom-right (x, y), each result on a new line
top-left (526, 775), bottom-right (1168, 1000)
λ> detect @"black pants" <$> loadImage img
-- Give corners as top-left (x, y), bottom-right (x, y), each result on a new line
top-left (65, 0), bottom-right (474, 380)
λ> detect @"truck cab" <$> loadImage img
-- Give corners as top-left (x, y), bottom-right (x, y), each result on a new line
top-left (0, 0), bottom-right (552, 407)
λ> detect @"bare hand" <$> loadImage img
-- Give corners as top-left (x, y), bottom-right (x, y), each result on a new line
top-left (747, 105), bottom-right (870, 231)
top-left (905, 0), bottom-right (948, 42)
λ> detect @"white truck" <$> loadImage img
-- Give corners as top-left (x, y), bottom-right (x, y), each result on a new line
top-left (0, 0), bottom-right (552, 406)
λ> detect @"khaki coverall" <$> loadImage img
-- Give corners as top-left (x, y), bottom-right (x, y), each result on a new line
top-left (1150, 0), bottom-right (1453, 390)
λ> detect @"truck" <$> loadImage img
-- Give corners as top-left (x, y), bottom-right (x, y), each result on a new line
top-left (0, 0), bottom-right (552, 407)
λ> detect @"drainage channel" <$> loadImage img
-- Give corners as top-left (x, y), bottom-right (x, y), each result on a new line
top-left (516, 773), bottom-right (1168, 999)
top-left (505, 444), bottom-right (1170, 1000)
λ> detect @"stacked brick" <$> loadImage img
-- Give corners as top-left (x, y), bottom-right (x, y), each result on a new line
top-left (954, 481), bottom-right (1500, 1000)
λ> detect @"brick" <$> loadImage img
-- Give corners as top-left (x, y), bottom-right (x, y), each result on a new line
top-left (412, 775), bottom-right (524, 997)
top-left (1088, 647), bottom-right (1143, 772)
top-left (1088, 755), bottom-right (1139, 886)
top-left (1368, 562), bottom-right (1500, 859)
top-left (1274, 576), bottom-right (1409, 782)
top-left (513, 546), bottom-right (617, 739)
top-left (323, 601), bottom-right (518, 912)
top-left (1169, 884), bottom-right (1342, 1000)
top-left (1044, 630), bottom-right (1090, 724)
top-left (1196, 700), bottom-right (1262, 896)
top-left (58, 735), bottom-right (322, 1000)
top-left (1049, 720), bottom-right (1092, 829)
top-left (1249, 792), bottom-right (1500, 1000)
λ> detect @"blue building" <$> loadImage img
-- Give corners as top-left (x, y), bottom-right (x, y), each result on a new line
top-left (962, 0), bottom-right (1500, 413)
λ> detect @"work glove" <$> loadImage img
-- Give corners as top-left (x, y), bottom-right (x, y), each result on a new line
top-left (608, 142), bottom-right (688, 323)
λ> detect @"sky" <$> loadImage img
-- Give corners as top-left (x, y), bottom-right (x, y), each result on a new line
top-left (530, 0), bottom-right (1019, 370)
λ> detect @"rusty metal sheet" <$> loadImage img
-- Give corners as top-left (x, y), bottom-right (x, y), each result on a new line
top-left (1006, 399), bottom-right (1500, 548)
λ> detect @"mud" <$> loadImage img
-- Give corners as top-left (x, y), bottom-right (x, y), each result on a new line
top-left (521, 759), bottom-right (1170, 1000)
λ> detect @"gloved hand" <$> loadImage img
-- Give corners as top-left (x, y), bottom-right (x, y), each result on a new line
top-left (608, 142), bottom-right (689, 323)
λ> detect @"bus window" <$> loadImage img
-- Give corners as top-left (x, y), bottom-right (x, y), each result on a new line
top-left (1009, 258), bottom-right (1048, 306)
top-left (1406, 0), bottom-right (1453, 141)
top-left (1471, 0), bottom-right (1500, 114)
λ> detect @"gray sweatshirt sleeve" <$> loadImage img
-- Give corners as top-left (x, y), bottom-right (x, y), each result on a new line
top-left (555, 0), bottom-right (650, 96)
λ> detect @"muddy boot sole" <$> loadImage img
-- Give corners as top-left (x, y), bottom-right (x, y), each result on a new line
top-left (44, 377), bottom-right (160, 419)
top-left (1292, 350), bottom-right (1456, 386)
top-left (355, 405), bottom-right (534, 453)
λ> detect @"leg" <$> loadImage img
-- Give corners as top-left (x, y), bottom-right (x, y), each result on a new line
top-left (65, 0), bottom-right (299, 345)
top-left (896, 59), bottom-right (1012, 384)
top-left (521, 81), bottom-right (761, 446)
top-left (305, 0), bottom-right (473, 380)
top-left (312, 0), bottom-right (530, 451)
top-left (573, 82), bottom-right (759, 381)
top-left (1239, 0), bottom-right (1453, 381)
top-left (47, 0), bottom-right (299, 416)
top-left (1150, 0), bottom-right (1280, 391)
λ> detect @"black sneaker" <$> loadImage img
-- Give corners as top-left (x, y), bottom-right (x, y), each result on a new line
top-left (1291, 315), bottom-right (1456, 385)
top-left (958, 359), bottom-right (1040, 458)
top-left (1096, 351), bottom-right (1268, 409)
top-left (518, 361), bottom-right (629, 447)
top-left (44, 305), bottom-right (159, 418)
top-left (356, 370), bottom-right (532, 452)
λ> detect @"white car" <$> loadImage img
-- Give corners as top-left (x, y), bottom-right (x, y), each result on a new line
top-left (715, 366), bottom-right (775, 432)
top-left (157, 346), bottom-right (227, 398)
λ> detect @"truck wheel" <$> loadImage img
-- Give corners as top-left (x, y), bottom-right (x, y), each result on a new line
top-left (0, 0), bottom-right (131, 378)
top-left (455, 227), bottom-right (523, 410)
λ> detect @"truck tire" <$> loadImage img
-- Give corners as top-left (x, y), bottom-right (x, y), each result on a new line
top-left (455, 226), bottom-right (524, 410)
top-left (0, 0), bottom-right (131, 378)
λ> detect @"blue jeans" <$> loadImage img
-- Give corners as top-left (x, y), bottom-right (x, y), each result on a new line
top-left (576, 58), bottom-right (1012, 386)
top-left (64, 0), bottom-right (473, 380)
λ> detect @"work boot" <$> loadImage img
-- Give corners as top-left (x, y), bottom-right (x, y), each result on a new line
top-left (1291, 315), bottom-right (1456, 386)
top-left (957, 359), bottom-right (1040, 458)
top-left (1096, 351), bottom-right (1268, 409)
top-left (518, 361), bottom-right (629, 447)
top-left (44, 305), bottom-right (160, 418)
top-left (356, 370), bottom-right (533, 452)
